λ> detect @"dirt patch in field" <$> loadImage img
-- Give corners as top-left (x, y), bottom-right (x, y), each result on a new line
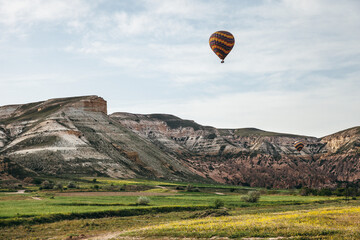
top-left (56, 192), bottom-right (176, 197)
top-left (5, 190), bottom-right (27, 194)
top-left (215, 192), bottom-right (225, 195)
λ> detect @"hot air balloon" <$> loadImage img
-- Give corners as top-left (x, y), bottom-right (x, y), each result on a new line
top-left (294, 141), bottom-right (304, 152)
top-left (209, 31), bottom-right (235, 63)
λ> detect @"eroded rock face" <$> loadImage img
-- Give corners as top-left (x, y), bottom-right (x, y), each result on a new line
top-left (111, 112), bottom-right (360, 188)
top-left (321, 127), bottom-right (360, 154)
top-left (1, 96), bottom-right (359, 188)
top-left (68, 96), bottom-right (107, 114)
top-left (0, 105), bottom-right (18, 119)
top-left (0, 96), bottom-right (202, 182)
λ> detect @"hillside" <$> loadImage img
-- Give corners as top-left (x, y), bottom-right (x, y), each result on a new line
top-left (1, 96), bottom-right (359, 188)
top-left (0, 96), bottom-right (203, 184)
top-left (111, 112), bottom-right (360, 188)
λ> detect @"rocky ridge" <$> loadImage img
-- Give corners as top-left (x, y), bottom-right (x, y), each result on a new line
top-left (1, 96), bottom-right (359, 188)
top-left (111, 112), bottom-right (360, 188)
top-left (0, 96), bottom-right (202, 182)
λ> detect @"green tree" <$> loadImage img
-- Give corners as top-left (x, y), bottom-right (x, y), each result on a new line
top-left (214, 199), bottom-right (224, 209)
top-left (241, 191), bottom-right (261, 203)
top-left (137, 196), bottom-right (150, 205)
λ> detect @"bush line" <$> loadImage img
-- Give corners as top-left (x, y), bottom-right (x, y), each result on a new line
top-left (0, 205), bottom-right (211, 227)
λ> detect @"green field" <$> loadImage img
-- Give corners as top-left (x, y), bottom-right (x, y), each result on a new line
top-left (0, 178), bottom-right (359, 239)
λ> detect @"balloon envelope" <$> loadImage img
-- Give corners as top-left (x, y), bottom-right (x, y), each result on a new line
top-left (294, 141), bottom-right (304, 151)
top-left (209, 31), bottom-right (235, 63)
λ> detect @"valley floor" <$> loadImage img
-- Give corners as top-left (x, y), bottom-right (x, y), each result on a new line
top-left (0, 178), bottom-right (359, 239)
top-left (1, 201), bottom-right (359, 239)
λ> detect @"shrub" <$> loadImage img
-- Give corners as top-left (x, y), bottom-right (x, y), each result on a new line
top-left (120, 184), bottom-right (126, 191)
top-left (54, 183), bottom-right (63, 191)
top-left (33, 178), bottom-right (43, 185)
top-left (92, 178), bottom-right (97, 183)
top-left (67, 182), bottom-right (77, 189)
top-left (318, 188), bottom-right (332, 196)
top-left (300, 187), bottom-right (319, 196)
top-left (300, 187), bottom-right (311, 196)
top-left (137, 196), bottom-right (150, 205)
top-left (185, 184), bottom-right (200, 192)
top-left (347, 187), bottom-right (359, 197)
top-left (214, 199), bottom-right (224, 209)
top-left (241, 191), bottom-right (261, 203)
top-left (333, 187), bottom-right (345, 196)
top-left (41, 180), bottom-right (54, 190)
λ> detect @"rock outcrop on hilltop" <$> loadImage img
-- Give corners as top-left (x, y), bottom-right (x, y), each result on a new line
top-left (0, 96), bottom-right (203, 183)
top-left (0, 96), bottom-right (359, 188)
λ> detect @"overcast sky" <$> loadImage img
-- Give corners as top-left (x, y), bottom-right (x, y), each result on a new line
top-left (0, 0), bottom-right (359, 137)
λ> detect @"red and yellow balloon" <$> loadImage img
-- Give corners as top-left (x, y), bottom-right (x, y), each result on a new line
top-left (209, 31), bottom-right (235, 63)
top-left (294, 141), bottom-right (304, 152)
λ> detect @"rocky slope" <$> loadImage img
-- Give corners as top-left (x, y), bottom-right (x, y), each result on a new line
top-left (111, 113), bottom-right (360, 188)
top-left (0, 96), bottom-right (202, 182)
top-left (1, 96), bottom-right (359, 188)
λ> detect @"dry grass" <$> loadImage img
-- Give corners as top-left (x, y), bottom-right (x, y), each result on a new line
top-left (122, 205), bottom-right (360, 239)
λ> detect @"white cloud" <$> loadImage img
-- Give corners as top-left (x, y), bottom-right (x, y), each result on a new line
top-left (1, 0), bottom-right (359, 136)
top-left (145, 0), bottom-right (219, 19)
top-left (60, 0), bottom-right (360, 89)
top-left (0, 0), bottom-right (90, 26)
top-left (78, 41), bottom-right (122, 54)
top-left (0, 73), bottom-right (79, 87)
top-left (112, 11), bottom-right (152, 36)
top-left (230, 0), bottom-right (360, 74)
top-left (104, 56), bottom-right (144, 68)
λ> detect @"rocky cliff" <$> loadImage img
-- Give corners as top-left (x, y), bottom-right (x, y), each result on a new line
top-left (110, 112), bottom-right (360, 188)
top-left (0, 96), bottom-right (202, 182)
top-left (1, 96), bottom-right (359, 188)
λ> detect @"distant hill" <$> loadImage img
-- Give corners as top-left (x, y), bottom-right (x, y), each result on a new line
top-left (111, 112), bottom-right (360, 188)
top-left (1, 96), bottom-right (359, 188)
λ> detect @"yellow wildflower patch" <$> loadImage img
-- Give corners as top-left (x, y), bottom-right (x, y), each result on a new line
top-left (123, 206), bottom-right (360, 239)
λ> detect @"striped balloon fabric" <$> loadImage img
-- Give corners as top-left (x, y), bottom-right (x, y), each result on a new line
top-left (294, 141), bottom-right (305, 151)
top-left (209, 31), bottom-right (235, 63)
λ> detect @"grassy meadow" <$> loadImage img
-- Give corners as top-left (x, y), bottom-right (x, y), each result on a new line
top-left (0, 177), bottom-right (359, 239)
